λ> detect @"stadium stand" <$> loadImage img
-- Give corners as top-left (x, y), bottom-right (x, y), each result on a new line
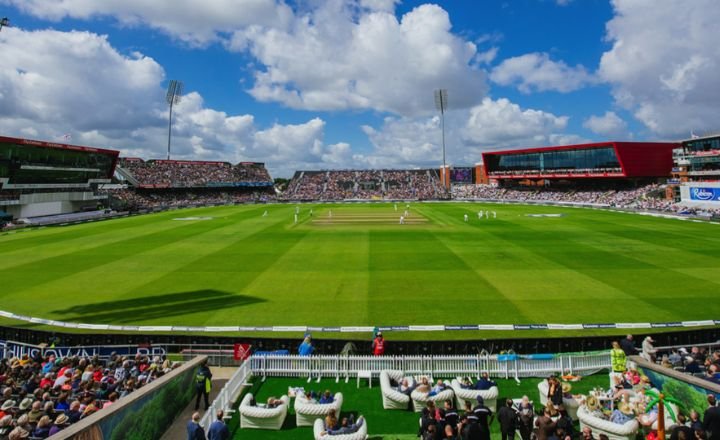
top-left (451, 183), bottom-right (720, 216)
top-left (0, 351), bottom-right (178, 437)
top-left (117, 159), bottom-right (271, 188)
top-left (0, 136), bottom-right (118, 220)
top-left (282, 169), bottom-right (448, 201)
top-left (107, 158), bottom-right (275, 210)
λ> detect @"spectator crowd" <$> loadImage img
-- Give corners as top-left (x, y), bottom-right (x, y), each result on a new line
top-left (451, 184), bottom-right (720, 217)
top-left (119, 159), bottom-right (272, 188)
top-left (0, 351), bottom-right (178, 439)
top-left (283, 169), bottom-right (447, 201)
top-left (105, 188), bottom-right (274, 210)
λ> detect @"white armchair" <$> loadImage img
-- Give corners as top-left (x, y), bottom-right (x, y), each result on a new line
top-left (450, 379), bottom-right (498, 412)
top-left (379, 370), bottom-right (412, 410)
top-left (410, 386), bottom-right (455, 413)
top-left (239, 393), bottom-right (289, 430)
top-left (577, 405), bottom-right (639, 440)
top-left (295, 392), bottom-right (343, 427)
top-left (313, 416), bottom-right (368, 440)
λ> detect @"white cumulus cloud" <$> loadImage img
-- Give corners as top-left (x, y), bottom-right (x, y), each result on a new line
top-left (0, 0), bottom-right (294, 45)
top-left (583, 111), bottom-right (628, 138)
top-left (490, 52), bottom-right (594, 93)
top-left (0, 27), bottom-right (352, 177)
top-left (599, 0), bottom-right (720, 136)
top-left (231, 2), bottom-right (488, 115)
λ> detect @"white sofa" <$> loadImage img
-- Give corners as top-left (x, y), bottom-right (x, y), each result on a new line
top-left (295, 392), bottom-right (343, 427)
top-left (450, 379), bottom-right (498, 412)
top-left (537, 379), bottom-right (580, 420)
top-left (313, 416), bottom-right (368, 440)
top-left (577, 405), bottom-right (639, 440)
top-left (379, 370), bottom-right (412, 410)
top-left (410, 386), bottom-right (455, 413)
top-left (239, 393), bottom-right (289, 430)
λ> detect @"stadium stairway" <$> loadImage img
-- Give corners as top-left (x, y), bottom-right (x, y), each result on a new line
top-left (159, 367), bottom-right (234, 440)
top-left (114, 165), bottom-right (140, 186)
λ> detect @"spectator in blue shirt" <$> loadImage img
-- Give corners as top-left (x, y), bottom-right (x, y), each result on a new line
top-left (475, 372), bottom-right (497, 390)
top-left (187, 412), bottom-right (206, 440)
top-left (208, 410), bottom-right (230, 440)
top-left (298, 336), bottom-right (314, 356)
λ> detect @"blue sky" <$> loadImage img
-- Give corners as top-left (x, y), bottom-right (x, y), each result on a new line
top-left (0, 0), bottom-right (717, 176)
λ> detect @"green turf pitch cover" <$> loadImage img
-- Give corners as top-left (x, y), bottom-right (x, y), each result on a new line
top-left (1, 203), bottom-right (719, 339)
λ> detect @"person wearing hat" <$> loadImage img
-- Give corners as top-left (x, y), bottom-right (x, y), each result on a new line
top-left (585, 396), bottom-right (604, 419)
top-left (0, 414), bottom-right (13, 436)
top-left (8, 426), bottom-right (29, 440)
top-left (610, 401), bottom-right (635, 425)
top-left (372, 331), bottom-right (385, 356)
top-left (27, 401), bottom-right (44, 424)
top-left (48, 414), bottom-right (70, 436)
top-left (18, 397), bottom-right (33, 412)
top-left (472, 395), bottom-right (494, 440)
top-left (0, 399), bottom-right (16, 417)
top-left (33, 415), bottom-right (52, 438)
top-left (641, 336), bottom-right (657, 363)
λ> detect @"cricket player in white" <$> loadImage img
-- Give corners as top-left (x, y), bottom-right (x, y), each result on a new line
top-left (464, 214), bottom-right (468, 222)
top-left (399, 216), bottom-right (405, 224)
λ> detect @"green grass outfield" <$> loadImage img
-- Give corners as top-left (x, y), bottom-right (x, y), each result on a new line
top-left (1, 202), bottom-right (719, 340)
top-left (230, 374), bottom-right (611, 440)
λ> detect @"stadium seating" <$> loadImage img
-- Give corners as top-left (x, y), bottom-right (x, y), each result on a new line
top-left (577, 405), bottom-right (639, 440)
top-left (294, 392), bottom-right (343, 427)
top-left (379, 370), bottom-right (412, 410)
top-left (284, 169), bottom-right (446, 201)
top-left (119, 159), bottom-right (272, 187)
top-left (239, 393), bottom-right (289, 430)
top-left (449, 379), bottom-right (499, 412)
top-left (313, 416), bottom-right (368, 440)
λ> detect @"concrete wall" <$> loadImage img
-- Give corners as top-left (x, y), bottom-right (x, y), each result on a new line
top-left (52, 355), bottom-right (207, 440)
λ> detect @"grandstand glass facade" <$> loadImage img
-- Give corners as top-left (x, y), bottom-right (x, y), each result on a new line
top-left (683, 136), bottom-right (720, 153)
top-left (0, 139), bottom-right (117, 185)
top-left (488, 146), bottom-right (620, 173)
top-left (482, 142), bottom-right (678, 181)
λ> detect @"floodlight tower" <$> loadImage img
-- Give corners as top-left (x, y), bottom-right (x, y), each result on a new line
top-left (166, 80), bottom-right (183, 160)
top-left (434, 89), bottom-right (448, 188)
top-left (0, 17), bottom-right (10, 31)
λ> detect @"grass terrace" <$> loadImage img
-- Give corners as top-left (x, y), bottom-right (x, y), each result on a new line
top-left (232, 373), bottom-right (611, 439)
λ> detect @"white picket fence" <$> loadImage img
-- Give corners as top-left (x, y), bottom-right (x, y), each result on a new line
top-left (248, 352), bottom-right (611, 381)
top-left (201, 351), bottom-right (611, 431)
top-left (199, 359), bottom-right (252, 431)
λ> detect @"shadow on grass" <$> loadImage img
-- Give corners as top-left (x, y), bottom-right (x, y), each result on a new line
top-left (50, 289), bottom-right (265, 324)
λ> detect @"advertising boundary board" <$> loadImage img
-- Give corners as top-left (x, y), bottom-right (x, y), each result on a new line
top-left (0, 308), bottom-right (717, 334)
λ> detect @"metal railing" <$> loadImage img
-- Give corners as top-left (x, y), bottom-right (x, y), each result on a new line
top-left (200, 358), bottom-right (252, 432)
